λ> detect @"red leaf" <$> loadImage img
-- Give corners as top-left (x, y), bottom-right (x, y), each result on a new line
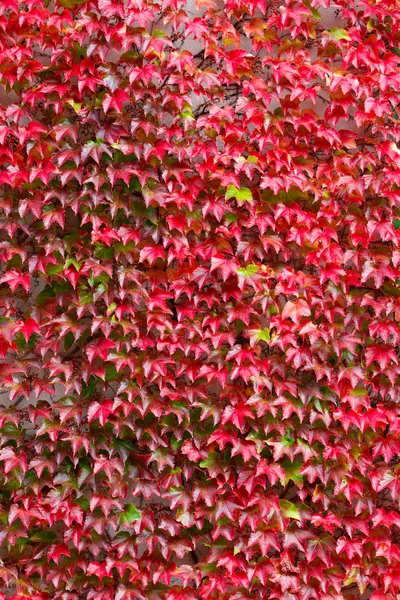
top-left (88, 400), bottom-right (114, 426)
top-left (282, 299), bottom-right (311, 323)
top-left (365, 345), bottom-right (398, 369)
top-left (139, 245), bottom-right (165, 264)
top-left (17, 318), bottom-right (40, 341)
top-left (102, 89), bottom-right (130, 113)
top-left (1, 270), bottom-right (30, 292)
top-left (87, 338), bottom-right (116, 363)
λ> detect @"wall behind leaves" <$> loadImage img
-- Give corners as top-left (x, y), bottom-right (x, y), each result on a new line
top-left (0, 0), bottom-right (399, 599)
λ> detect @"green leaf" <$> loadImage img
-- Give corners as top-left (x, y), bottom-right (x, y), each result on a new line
top-left (237, 264), bottom-right (259, 277)
top-left (302, 0), bottom-right (321, 19)
top-left (76, 496), bottom-right (90, 511)
top-left (256, 328), bottom-right (270, 343)
top-left (281, 458), bottom-right (304, 486)
top-left (366, 18), bottom-right (375, 31)
top-left (6, 254), bottom-right (22, 270)
top-left (1, 422), bottom-right (22, 439)
top-left (199, 453), bottom-right (220, 469)
top-left (105, 364), bottom-right (119, 382)
top-left (199, 562), bottom-right (219, 573)
top-left (343, 566), bottom-right (360, 587)
top-left (282, 429), bottom-right (295, 447)
top-left (119, 504), bottom-right (141, 525)
top-left (46, 263), bottom-right (63, 276)
top-left (329, 27), bottom-right (351, 41)
top-left (279, 499), bottom-right (301, 521)
top-left (14, 332), bottom-right (27, 351)
top-left (224, 211), bottom-right (238, 223)
top-left (225, 185), bottom-right (253, 204)
top-left (65, 257), bottom-right (82, 270)
top-left (152, 30), bottom-right (168, 38)
top-left (393, 219), bottom-right (400, 229)
top-left (186, 519), bottom-right (213, 536)
top-left (82, 376), bottom-right (97, 399)
top-left (66, 99), bottom-right (82, 113)
top-left (36, 284), bottom-right (56, 306)
top-left (15, 536), bottom-right (30, 550)
top-left (180, 103), bottom-right (194, 119)
top-left (351, 387), bottom-right (367, 396)
top-left (64, 331), bottom-right (75, 350)
top-left (94, 245), bottom-right (114, 260)
top-left (30, 530), bottom-right (57, 543)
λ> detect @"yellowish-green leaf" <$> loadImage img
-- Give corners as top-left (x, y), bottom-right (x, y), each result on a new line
top-left (66, 100), bottom-right (82, 114)
top-left (256, 328), bottom-right (271, 343)
top-left (330, 27), bottom-right (351, 41)
top-left (279, 499), bottom-right (301, 521)
top-left (225, 185), bottom-right (253, 205)
top-left (303, 0), bottom-right (321, 19)
top-left (237, 264), bottom-right (259, 277)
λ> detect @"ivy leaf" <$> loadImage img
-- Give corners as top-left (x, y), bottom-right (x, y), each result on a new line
top-left (302, 0), bottom-right (321, 19)
top-left (17, 318), bottom-right (40, 342)
top-left (280, 499), bottom-right (301, 521)
top-left (0, 270), bottom-right (30, 292)
top-left (249, 327), bottom-right (270, 345)
top-left (237, 264), bottom-right (259, 276)
top-left (29, 530), bottom-right (57, 543)
top-left (282, 299), bottom-right (311, 323)
top-left (119, 504), bottom-right (142, 525)
top-left (225, 185), bottom-right (253, 205)
top-left (281, 458), bottom-right (304, 486)
top-left (329, 27), bottom-right (351, 41)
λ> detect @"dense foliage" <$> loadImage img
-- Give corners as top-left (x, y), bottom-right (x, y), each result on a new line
top-left (0, 0), bottom-right (399, 598)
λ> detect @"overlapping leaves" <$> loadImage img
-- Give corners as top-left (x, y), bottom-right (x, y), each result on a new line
top-left (0, 0), bottom-right (399, 598)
